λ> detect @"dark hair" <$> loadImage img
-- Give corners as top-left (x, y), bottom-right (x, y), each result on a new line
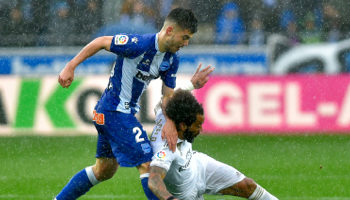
top-left (165, 89), bottom-right (203, 131)
top-left (166, 7), bottom-right (198, 33)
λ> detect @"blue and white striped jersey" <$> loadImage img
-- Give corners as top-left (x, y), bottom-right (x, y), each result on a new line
top-left (97, 33), bottom-right (179, 114)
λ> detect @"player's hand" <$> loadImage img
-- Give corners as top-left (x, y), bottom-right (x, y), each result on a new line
top-left (191, 63), bottom-right (215, 89)
top-left (58, 64), bottom-right (75, 88)
top-left (162, 119), bottom-right (178, 152)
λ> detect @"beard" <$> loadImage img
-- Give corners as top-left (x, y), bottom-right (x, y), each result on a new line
top-left (183, 128), bottom-right (197, 143)
top-left (164, 37), bottom-right (179, 53)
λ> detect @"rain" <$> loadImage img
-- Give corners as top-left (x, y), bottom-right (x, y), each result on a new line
top-left (0, 0), bottom-right (350, 199)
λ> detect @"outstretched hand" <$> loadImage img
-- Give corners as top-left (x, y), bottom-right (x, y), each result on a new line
top-left (58, 64), bottom-right (75, 88)
top-left (191, 63), bottom-right (215, 89)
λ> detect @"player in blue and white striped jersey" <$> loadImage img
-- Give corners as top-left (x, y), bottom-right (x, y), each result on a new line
top-left (55, 7), bottom-right (214, 200)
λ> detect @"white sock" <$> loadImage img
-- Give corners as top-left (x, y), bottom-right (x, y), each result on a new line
top-left (85, 166), bottom-right (100, 185)
top-left (140, 173), bottom-right (150, 179)
top-left (248, 185), bottom-right (278, 200)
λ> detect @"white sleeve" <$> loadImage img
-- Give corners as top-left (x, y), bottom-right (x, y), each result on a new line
top-left (176, 80), bottom-right (194, 91)
top-left (149, 110), bottom-right (167, 153)
top-left (150, 104), bottom-right (178, 171)
top-left (150, 148), bottom-right (175, 171)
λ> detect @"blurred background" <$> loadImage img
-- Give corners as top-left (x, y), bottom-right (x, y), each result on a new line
top-left (1, 0), bottom-right (350, 134)
top-left (1, 0), bottom-right (350, 47)
top-left (1, 1), bottom-right (350, 199)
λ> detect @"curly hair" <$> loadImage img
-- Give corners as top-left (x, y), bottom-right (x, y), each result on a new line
top-left (165, 89), bottom-right (203, 131)
top-left (165, 7), bottom-right (198, 34)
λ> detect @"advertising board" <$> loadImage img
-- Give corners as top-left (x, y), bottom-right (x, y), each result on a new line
top-left (0, 46), bottom-right (267, 75)
top-left (1, 75), bottom-right (350, 135)
top-left (195, 75), bottom-right (350, 133)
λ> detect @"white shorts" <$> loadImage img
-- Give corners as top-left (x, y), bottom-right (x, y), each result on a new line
top-left (193, 151), bottom-right (246, 199)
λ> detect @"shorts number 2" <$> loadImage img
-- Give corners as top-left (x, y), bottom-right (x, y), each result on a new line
top-left (133, 127), bottom-right (145, 143)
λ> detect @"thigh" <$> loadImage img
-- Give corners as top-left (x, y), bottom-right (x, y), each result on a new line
top-left (103, 111), bottom-right (153, 167)
top-left (95, 127), bottom-right (115, 159)
top-left (194, 152), bottom-right (246, 195)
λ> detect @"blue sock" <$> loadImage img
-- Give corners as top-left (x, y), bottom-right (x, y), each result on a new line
top-left (56, 166), bottom-right (99, 200)
top-left (140, 173), bottom-right (159, 200)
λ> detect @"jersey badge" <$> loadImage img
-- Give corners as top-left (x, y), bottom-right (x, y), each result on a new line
top-left (115, 35), bottom-right (129, 45)
top-left (156, 151), bottom-right (166, 159)
top-left (132, 37), bottom-right (138, 44)
top-left (141, 143), bottom-right (152, 154)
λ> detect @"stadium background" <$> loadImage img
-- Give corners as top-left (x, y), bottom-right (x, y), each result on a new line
top-left (1, 0), bottom-right (350, 199)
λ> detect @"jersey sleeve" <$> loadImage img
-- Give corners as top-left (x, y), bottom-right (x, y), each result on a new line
top-left (149, 110), bottom-right (167, 153)
top-left (150, 111), bottom-right (175, 171)
top-left (150, 148), bottom-right (175, 171)
top-left (160, 54), bottom-right (179, 89)
top-left (110, 34), bottom-right (149, 58)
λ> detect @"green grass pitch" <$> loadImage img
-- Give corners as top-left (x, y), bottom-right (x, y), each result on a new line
top-left (0, 134), bottom-right (350, 200)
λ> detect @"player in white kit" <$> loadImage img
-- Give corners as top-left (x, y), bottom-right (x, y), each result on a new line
top-left (148, 89), bottom-right (279, 200)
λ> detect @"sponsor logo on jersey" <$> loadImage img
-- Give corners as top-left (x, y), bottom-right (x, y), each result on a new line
top-left (156, 151), bottom-right (166, 159)
top-left (115, 35), bottom-right (129, 45)
top-left (93, 110), bottom-right (105, 125)
top-left (142, 59), bottom-right (151, 65)
top-left (135, 70), bottom-right (158, 82)
top-left (124, 102), bottom-right (130, 109)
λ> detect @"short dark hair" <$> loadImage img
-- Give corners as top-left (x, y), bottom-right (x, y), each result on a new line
top-left (166, 7), bottom-right (198, 34)
top-left (165, 89), bottom-right (203, 131)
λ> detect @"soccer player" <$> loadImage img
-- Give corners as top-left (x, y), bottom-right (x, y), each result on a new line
top-left (55, 8), bottom-right (214, 200)
top-left (148, 90), bottom-right (279, 200)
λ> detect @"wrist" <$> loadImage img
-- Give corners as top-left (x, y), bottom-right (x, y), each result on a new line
top-left (65, 62), bottom-right (76, 71)
top-left (180, 80), bottom-right (194, 91)
top-left (67, 59), bottom-right (80, 70)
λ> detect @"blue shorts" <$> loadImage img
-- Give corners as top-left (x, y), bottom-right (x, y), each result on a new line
top-left (93, 109), bottom-right (153, 167)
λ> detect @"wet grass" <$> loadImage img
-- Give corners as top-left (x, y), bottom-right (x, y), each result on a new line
top-left (0, 135), bottom-right (349, 199)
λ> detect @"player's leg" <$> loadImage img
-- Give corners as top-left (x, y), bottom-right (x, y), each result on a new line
top-left (104, 112), bottom-right (158, 200)
top-left (137, 161), bottom-right (159, 200)
top-left (55, 122), bottom-right (117, 200)
top-left (55, 158), bottom-right (118, 200)
top-left (219, 178), bottom-right (278, 200)
top-left (92, 157), bottom-right (118, 181)
top-left (195, 152), bottom-right (278, 200)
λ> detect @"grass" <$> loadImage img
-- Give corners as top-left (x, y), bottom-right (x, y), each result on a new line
top-left (0, 135), bottom-right (350, 199)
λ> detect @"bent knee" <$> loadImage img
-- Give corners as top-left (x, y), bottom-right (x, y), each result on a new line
top-left (235, 178), bottom-right (257, 197)
top-left (94, 159), bottom-right (118, 181)
top-left (137, 162), bottom-right (151, 175)
top-left (220, 177), bottom-right (257, 198)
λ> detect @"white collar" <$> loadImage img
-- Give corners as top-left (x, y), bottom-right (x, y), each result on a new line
top-left (155, 33), bottom-right (160, 51)
top-left (177, 138), bottom-right (185, 144)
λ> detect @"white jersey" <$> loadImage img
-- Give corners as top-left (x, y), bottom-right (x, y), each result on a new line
top-left (149, 108), bottom-right (246, 200)
top-left (150, 108), bottom-right (199, 199)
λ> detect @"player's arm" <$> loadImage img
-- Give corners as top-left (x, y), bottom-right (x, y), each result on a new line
top-left (148, 166), bottom-right (178, 200)
top-left (161, 84), bottom-right (177, 152)
top-left (58, 36), bottom-right (113, 88)
top-left (161, 63), bottom-right (214, 152)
